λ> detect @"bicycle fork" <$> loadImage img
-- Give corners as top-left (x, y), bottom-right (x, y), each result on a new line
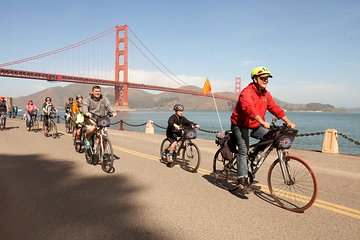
top-left (277, 150), bottom-right (294, 185)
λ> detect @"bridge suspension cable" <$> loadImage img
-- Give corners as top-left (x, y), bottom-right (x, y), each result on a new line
top-left (128, 26), bottom-right (188, 87)
top-left (0, 27), bottom-right (116, 68)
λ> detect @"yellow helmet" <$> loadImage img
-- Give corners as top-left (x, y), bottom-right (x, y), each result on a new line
top-left (251, 66), bottom-right (273, 79)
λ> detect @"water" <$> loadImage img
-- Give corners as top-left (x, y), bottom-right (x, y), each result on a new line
top-left (115, 110), bottom-right (360, 156)
top-left (14, 109), bottom-right (360, 155)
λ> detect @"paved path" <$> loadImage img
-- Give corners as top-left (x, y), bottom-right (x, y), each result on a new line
top-left (1, 118), bottom-right (359, 240)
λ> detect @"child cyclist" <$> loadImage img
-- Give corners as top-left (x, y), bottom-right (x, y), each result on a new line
top-left (165, 104), bottom-right (199, 167)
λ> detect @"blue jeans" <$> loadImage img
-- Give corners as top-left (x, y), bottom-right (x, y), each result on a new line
top-left (231, 123), bottom-right (268, 178)
top-left (26, 113), bottom-right (32, 128)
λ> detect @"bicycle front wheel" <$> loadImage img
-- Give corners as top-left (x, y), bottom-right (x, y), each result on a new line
top-left (213, 148), bottom-right (238, 191)
top-left (180, 141), bottom-right (200, 172)
top-left (100, 137), bottom-right (114, 173)
top-left (49, 120), bottom-right (58, 138)
top-left (267, 155), bottom-right (318, 212)
top-left (33, 118), bottom-right (39, 132)
top-left (0, 116), bottom-right (4, 130)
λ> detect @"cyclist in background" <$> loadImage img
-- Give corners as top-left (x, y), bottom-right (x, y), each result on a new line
top-left (82, 86), bottom-right (117, 159)
top-left (73, 95), bottom-right (84, 142)
top-left (230, 66), bottom-right (296, 194)
top-left (0, 96), bottom-right (8, 127)
top-left (165, 104), bottom-right (199, 167)
top-left (25, 99), bottom-right (39, 131)
top-left (42, 97), bottom-right (58, 136)
top-left (64, 97), bottom-right (74, 127)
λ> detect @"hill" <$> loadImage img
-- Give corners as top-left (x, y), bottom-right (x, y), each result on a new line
top-left (12, 84), bottom-right (346, 112)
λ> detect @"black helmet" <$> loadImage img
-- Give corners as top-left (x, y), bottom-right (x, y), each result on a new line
top-left (76, 95), bottom-right (83, 100)
top-left (68, 97), bottom-right (74, 101)
top-left (173, 104), bottom-right (184, 111)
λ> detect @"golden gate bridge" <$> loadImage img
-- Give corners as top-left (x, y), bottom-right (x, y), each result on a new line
top-left (0, 25), bottom-right (239, 109)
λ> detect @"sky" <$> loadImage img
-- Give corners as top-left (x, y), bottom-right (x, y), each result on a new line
top-left (0, 0), bottom-right (359, 108)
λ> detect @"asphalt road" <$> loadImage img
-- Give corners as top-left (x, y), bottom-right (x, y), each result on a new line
top-left (1, 118), bottom-right (359, 240)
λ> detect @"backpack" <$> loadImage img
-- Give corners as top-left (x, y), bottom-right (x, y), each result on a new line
top-left (215, 131), bottom-right (238, 160)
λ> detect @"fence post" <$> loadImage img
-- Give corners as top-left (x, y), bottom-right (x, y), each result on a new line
top-left (145, 120), bottom-right (154, 134)
top-left (322, 129), bottom-right (339, 154)
top-left (119, 120), bottom-right (124, 131)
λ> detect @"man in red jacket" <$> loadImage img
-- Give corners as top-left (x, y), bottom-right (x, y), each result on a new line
top-left (230, 66), bottom-right (296, 194)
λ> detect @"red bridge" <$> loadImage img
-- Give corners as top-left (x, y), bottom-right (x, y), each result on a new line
top-left (0, 25), bottom-right (239, 109)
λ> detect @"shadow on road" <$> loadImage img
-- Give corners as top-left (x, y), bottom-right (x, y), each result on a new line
top-left (0, 154), bottom-right (166, 240)
top-left (202, 174), bottom-right (248, 200)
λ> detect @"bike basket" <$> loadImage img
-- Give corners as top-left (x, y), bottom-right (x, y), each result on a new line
top-left (97, 116), bottom-right (110, 127)
top-left (49, 112), bottom-right (56, 119)
top-left (184, 128), bottom-right (196, 139)
top-left (275, 129), bottom-right (298, 149)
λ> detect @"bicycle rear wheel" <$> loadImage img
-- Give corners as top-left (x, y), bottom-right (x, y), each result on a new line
top-left (160, 138), bottom-right (171, 163)
top-left (213, 148), bottom-right (238, 191)
top-left (267, 155), bottom-right (318, 212)
top-left (100, 137), bottom-right (114, 173)
top-left (180, 141), bottom-right (200, 172)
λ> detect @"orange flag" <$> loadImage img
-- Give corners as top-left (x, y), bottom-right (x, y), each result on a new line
top-left (202, 77), bottom-right (212, 95)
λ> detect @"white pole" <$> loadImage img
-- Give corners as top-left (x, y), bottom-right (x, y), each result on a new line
top-left (211, 92), bottom-right (223, 132)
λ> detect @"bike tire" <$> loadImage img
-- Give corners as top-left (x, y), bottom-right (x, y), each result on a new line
top-left (180, 141), bottom-right (200, 172)
top-left (100, 137), bottom-right (114, 173)
top-left (160, 138), bottom-right (171, 163)
top-left (267, 155), bottom-right (318, 212)
top-left (33, 119), bottom-right (39, 132)
top-left (0, 116), bottom-right (4, 131)
top-left (213, 148), bottom-right (238, 191)
top-left (49, 120), bottom-right (58, 138)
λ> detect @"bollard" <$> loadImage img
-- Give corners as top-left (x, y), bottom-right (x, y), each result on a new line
top-left (119, 120), bottom-right (124, 131)
top-left (322, 129), bottom-right (339, 154)
top-left (145, 120), bottom-right (154, 134)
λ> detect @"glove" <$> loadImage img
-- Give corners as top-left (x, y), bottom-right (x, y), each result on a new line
top-left (173, 124), bottom-right (180, 130)
top-left (194, 124), bottom-right (200, 128)
top-left (111, 111), bottom-right (117, 117)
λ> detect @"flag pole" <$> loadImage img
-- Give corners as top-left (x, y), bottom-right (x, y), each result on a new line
top-left (211, 92), bottom-right (224, 132)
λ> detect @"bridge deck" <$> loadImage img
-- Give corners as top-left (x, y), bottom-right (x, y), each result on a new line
top-left (1, 118), bottom-right (359, 240)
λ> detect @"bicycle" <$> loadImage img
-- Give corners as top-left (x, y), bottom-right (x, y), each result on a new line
top-left (160, 126), bottom-right (201, 172)
top-left (84, 112), bottom-right (114, 173)
top-left (28, 110), bottom-right (39, 132)
top-left (213, 119), bottom-right (318, 212)
top-left (73, 122), bottom-right (86, 153)
top-left (0, 112), bottom-right (6, 131)
top-left (65, 113), bottom-right (74, 134)
top-left (43, 111), bottom-right (58, 138)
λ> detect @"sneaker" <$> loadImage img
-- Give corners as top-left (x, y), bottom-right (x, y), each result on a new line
top-left (166, 154), bottom-right (173, 163)
top-left (237, 177), bottom-right (253, 194)
top-left (27, 127), bottom-right (30, 131)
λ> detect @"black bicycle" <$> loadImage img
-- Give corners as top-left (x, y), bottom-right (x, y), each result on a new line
top-left (65, 113), bottom-right (74, 134)
top-left (213, 119), bottom-right (318, 212)
top-left (85, 112), bottom-right (114, 173)
top-left (160, 126), bottom-right (201, 172)
top-left (0, 112), bottom-right (6, 131)
top-left (43, 111), bottom-right (58, 138)
top-left (28, 110), bottom-right (39, 132)
top-left (73, 121), bottom-right (86, 153)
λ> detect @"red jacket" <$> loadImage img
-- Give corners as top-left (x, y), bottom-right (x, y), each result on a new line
top-left (230, 83), bottom-right (285, 128)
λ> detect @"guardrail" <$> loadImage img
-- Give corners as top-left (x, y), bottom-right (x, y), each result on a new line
top-left (19, 114), bottom-right (359, 154)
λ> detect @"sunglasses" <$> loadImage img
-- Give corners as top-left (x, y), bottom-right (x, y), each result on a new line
top-left (259, 76), bottom-right (269, 82)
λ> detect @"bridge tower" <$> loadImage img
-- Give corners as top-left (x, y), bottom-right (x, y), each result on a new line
top-left (115, 25), bottom-right (129, 110)
top-left (235, 77), bottom-right (241, 93)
